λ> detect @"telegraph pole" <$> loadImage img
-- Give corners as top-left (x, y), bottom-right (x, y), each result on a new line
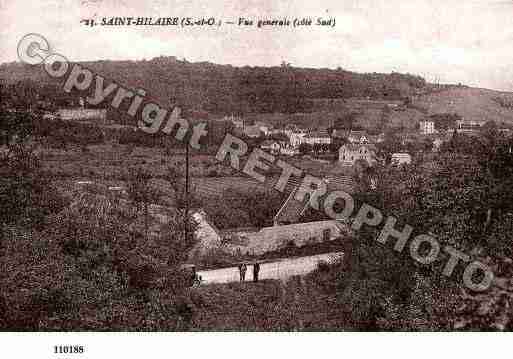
top-left (184, 126), bottom-right (190, 244)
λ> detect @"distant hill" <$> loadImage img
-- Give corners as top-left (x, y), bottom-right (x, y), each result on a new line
top-left (0, 57), bottom-right (426, 115)
top-left (4, 58), bottom-right (513, 130)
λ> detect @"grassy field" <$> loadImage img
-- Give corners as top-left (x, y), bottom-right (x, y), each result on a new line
top-left (38, 143), bottom-right (237, 179)
top-left (39, 141), bottom-right (349, 203)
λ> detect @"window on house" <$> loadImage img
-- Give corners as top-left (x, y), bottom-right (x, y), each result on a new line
top-left (322, 229), bottom-right (330, 241)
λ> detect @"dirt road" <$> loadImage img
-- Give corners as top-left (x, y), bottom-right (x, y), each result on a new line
top-left (197, 252), bottom-right (343, 284)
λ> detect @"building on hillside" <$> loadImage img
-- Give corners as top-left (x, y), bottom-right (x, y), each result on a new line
top-left (391, 153), bottom-right (412, 165)
top-left (283, 124), bottom-right (303, 136)
top-left (260, 140), bottom-right (281, 155)
top-left (280, 145), bottom-right (299, 156)
top-left (347, 130), bottom-right (369, 144)
top-left (57, 108), bottom-right (108, 124)
top-left (303, 129), bottom-right (331, 145)
top-left (289, 131), bottom-right (307, 147)
top-left (233, 124), bottom-right (262, 138)
top-left (255, 121), bottom-right (272, 136)
top-left (432, 137), bottom-right (444, 152)
top-left (419, 120), bottom-right (435, 135)
top-left (230, 220), bottom-right (350, 256)
top-left (225, 114), bottom-right (244, 128)
top-left (338, 144), bottom-right (376, 166)
top-left (456, 119), bottom-right (485, 133)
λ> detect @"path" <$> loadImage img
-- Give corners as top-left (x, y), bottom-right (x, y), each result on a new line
top-left (197, 252), bottom-right (343, 284)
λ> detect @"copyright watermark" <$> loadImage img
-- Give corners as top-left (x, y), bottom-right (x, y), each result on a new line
top-left (17, 33), bottom-right (495, 292)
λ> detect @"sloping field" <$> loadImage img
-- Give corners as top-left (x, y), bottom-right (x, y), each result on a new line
top-left (413, 87), bottom-right (513, 125)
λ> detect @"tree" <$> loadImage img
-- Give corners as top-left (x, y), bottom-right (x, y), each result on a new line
top-left (126, 167), bottom-right (160, 241)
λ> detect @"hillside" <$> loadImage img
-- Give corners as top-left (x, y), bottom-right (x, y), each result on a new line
top-left (0, 57), bottom-right (426, 115)
top-left (412, 87), bottom-right (513, 126)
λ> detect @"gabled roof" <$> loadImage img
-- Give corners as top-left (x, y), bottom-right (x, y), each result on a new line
top-left (273, 175), bottom-right (356, 225)
top-left (348, 130), bottom-right (368, 138)
top-left (339, 143), bottom-right (376, 152)
top-left (305, 129), bottom-right (330, 138)
top-left (391, 152), bottom-right (411, 158)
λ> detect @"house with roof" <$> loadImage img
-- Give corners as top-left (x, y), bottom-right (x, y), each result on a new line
top-left (303, 129), bottom-right (332, 145)
top-left (419, 120), bottom-right (435, 135)
top-left (226, 114), bottom-right (244, 128)
top-left (347, 130), bottom-right (369, 144)
top-left (432, 137), bottom-right (444, 152)
top-left (233, 124), bottom-right (262, 138)
top-left (260, 140), bottom-right (281, 155)
top-left (255, 121), bottom-right (272, 136)
top-left (229, 220), bottom-right (351, 256)
top-left (339, 144), bottom-right (376, 166)
top-left (456, 119), bottom-right (486, 133)
top-left (391, 153), bottom-right (412, 165)
top-left (57, 108), bottom-right (108, 124)
top-left (280, 145), bottom-right (299, 156)
top-left (289, 131), bottom-right (307, 148)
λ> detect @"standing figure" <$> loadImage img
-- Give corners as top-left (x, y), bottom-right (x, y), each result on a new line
top-left (239, 263), bottom-right (247, 282)
top-left (253, 262), bottom-right (260, 282)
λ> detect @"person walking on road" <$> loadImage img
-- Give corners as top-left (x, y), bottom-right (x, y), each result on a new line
top-left (239, 263), bottom-right (247, 282)
top-left (253, 262), bottom-right (260, 282)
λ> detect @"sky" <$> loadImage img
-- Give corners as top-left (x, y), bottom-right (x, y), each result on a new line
top-left (2, 0), bottom-right (513, 91)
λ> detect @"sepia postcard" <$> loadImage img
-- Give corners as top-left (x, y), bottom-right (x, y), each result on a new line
top-left (1, 0), bottom-right (513, 357)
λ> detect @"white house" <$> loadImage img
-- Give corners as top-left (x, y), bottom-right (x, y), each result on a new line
top-left (255, 121), bottom-right (272, 136)
top-left (391, 153), bottom-right (412, 165)
top-left (303, 130), bottom-right (331, 145)
top-left (432, 138), bottom-right (444, 152)
top-left (347, 130), bottom-right (369, 144)
top-left (419, 120), bottom-right (435, 135)
top-left (339, 144), bottom-right (376, 166)
top-left (456, 119), bottom-right (486, 133)
top-left (260, 140), bottom-right (281, 154)
top-left (229, 220), bottom-right (349, 255)
top-left (280, 146), bottom-right (299, 156)
top-left (57, 108), bottom-right (107, 123)
top-left (289, 132), bottom-right (307, 147)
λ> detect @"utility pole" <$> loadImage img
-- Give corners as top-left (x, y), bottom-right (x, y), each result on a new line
top-left (184, 132), bottom-right (189, 244)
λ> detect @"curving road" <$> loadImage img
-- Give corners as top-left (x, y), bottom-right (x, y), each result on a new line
top-left (197, 252), bottom-right (344, 284)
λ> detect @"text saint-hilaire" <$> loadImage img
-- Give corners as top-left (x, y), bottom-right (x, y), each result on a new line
top-left (101, 17), bottom-right (180, 26)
